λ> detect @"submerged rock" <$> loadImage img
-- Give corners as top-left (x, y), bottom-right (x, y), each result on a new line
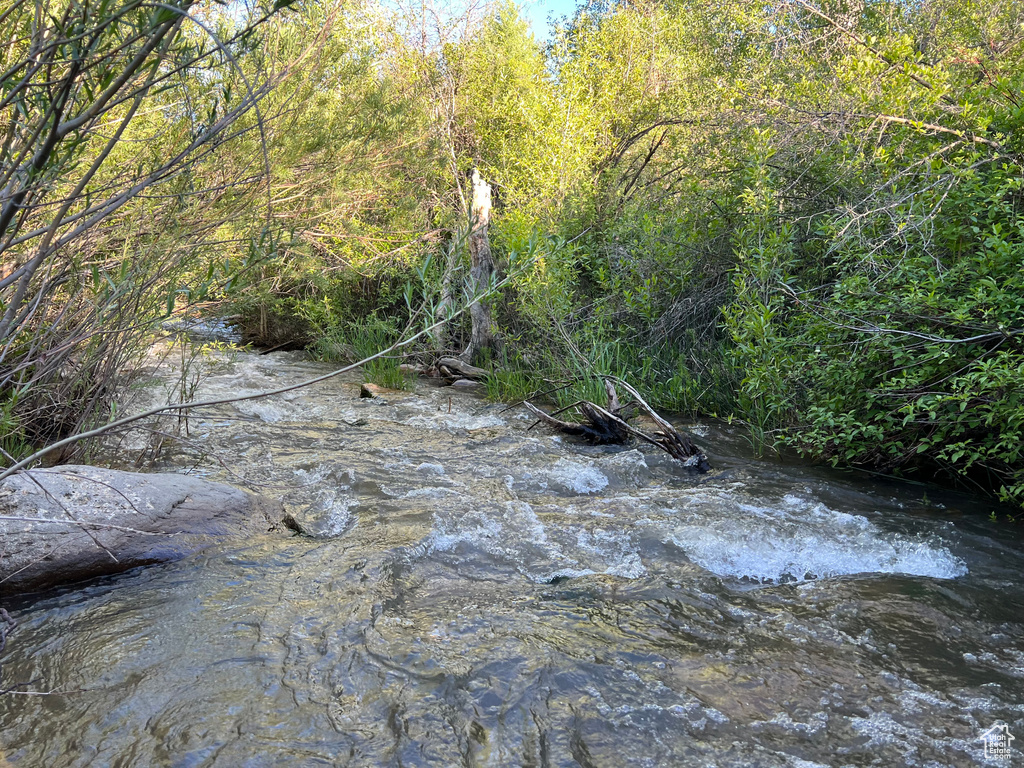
top-left (281, 493), bottom-right (358, 538)
top-left (0, 466), bottom-right (281, 594)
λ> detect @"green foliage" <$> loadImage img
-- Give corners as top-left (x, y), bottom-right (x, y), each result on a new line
top-left (454, 3), bottom-right (572, 214)
top-left (724, 0), bottom-right (1024, 500)
top-left (0, 396), bottom-right (32, 465)
top-left (0, 0), bottom-right (295, 460)
top-left (309, 315), bottom-right (409, 390)
top-left (783, 157), bottom-right (1024, 502)
top-left (483, 364), bottom-right (546, 404)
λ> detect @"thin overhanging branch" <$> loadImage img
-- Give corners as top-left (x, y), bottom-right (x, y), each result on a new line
top-left (0, 332), bottom-right (431, 481)
top-left (0, 265), bottom-right (524, 481)
top-left (786, 0), bottom-right (943, 97)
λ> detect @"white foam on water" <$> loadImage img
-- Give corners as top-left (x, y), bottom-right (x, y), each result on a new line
top-left (285, 463), bottom-right (358, 536)
top-left (188, 357), bottom-right (312, 423)
top-left (503, 459), bottom-right (610, 496)
top-left (317, 496), bottom-right (357, 536)
top-left (403, 486), bottom-right (459, 499)
top-left (235, 399), bottom-right (291, 423)
top-left (547, 459), bottom-right (609, 494)
top-left (574, 528), bottom-right (648, 579)
top-left (782, 758), bottom-right (831, 768)
top-left (425, 510), bottom-right (507, 554)
top-left (402, 411), bottom-right (505, 431)
top-left (665, 492), bottom-right (967, 583)
top-left (423, 501), bottom-right (648, 582)
top-left (162, 317), bottom-right (241, 343)
top-left (415, 462), bottom-right (446, 475)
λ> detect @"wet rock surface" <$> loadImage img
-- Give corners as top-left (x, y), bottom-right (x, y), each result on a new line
top-left (0, 466), bottom-right (280, 593)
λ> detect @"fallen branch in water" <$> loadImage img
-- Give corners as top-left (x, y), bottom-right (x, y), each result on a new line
top-left (524, 379), bottom-right (631, 444)
top-left (525, 377), bottom-right (710, 472)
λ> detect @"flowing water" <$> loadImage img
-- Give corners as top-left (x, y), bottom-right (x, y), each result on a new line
top-left (1, 349), bottom-right (1022, 767)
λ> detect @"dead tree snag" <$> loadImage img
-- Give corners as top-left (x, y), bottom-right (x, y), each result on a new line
top-left (463, 169), bottom-right (496, 364)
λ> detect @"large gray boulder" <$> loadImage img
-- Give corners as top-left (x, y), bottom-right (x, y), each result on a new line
top-left (0, 466), bottom-right (281, 593)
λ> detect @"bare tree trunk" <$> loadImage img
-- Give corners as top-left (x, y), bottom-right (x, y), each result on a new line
top-left (462, 168), bottom-right (495, 364)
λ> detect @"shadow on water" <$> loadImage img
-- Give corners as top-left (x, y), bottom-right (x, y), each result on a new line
top-left (1, 349), bottom-right (1022, 767)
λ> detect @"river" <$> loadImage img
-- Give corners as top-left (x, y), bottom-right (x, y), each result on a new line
top-left (1, 348), bottom-right (1022, 767)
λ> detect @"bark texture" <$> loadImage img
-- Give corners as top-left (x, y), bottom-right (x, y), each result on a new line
top-left (464, 168), bottom-right (495, 364)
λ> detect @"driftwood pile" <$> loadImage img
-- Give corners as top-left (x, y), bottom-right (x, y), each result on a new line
top-left (524, 377), bottom-right (710, 472)
top-left (406, 360), bottom-right (708, 472)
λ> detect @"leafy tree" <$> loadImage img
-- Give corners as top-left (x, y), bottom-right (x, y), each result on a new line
top-left (0, 0), bottom-right (300, 458)
top-left (726, 0), bottom-right (1024, 502)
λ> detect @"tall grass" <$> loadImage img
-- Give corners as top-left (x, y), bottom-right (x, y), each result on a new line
top-left (309, 316), bottom-right (409, 390)
top-left (481, 320), bottom-right (738, 418)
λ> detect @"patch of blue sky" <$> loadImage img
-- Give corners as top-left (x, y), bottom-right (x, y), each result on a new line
top-left (520, 0), bottom-right (577, 41)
